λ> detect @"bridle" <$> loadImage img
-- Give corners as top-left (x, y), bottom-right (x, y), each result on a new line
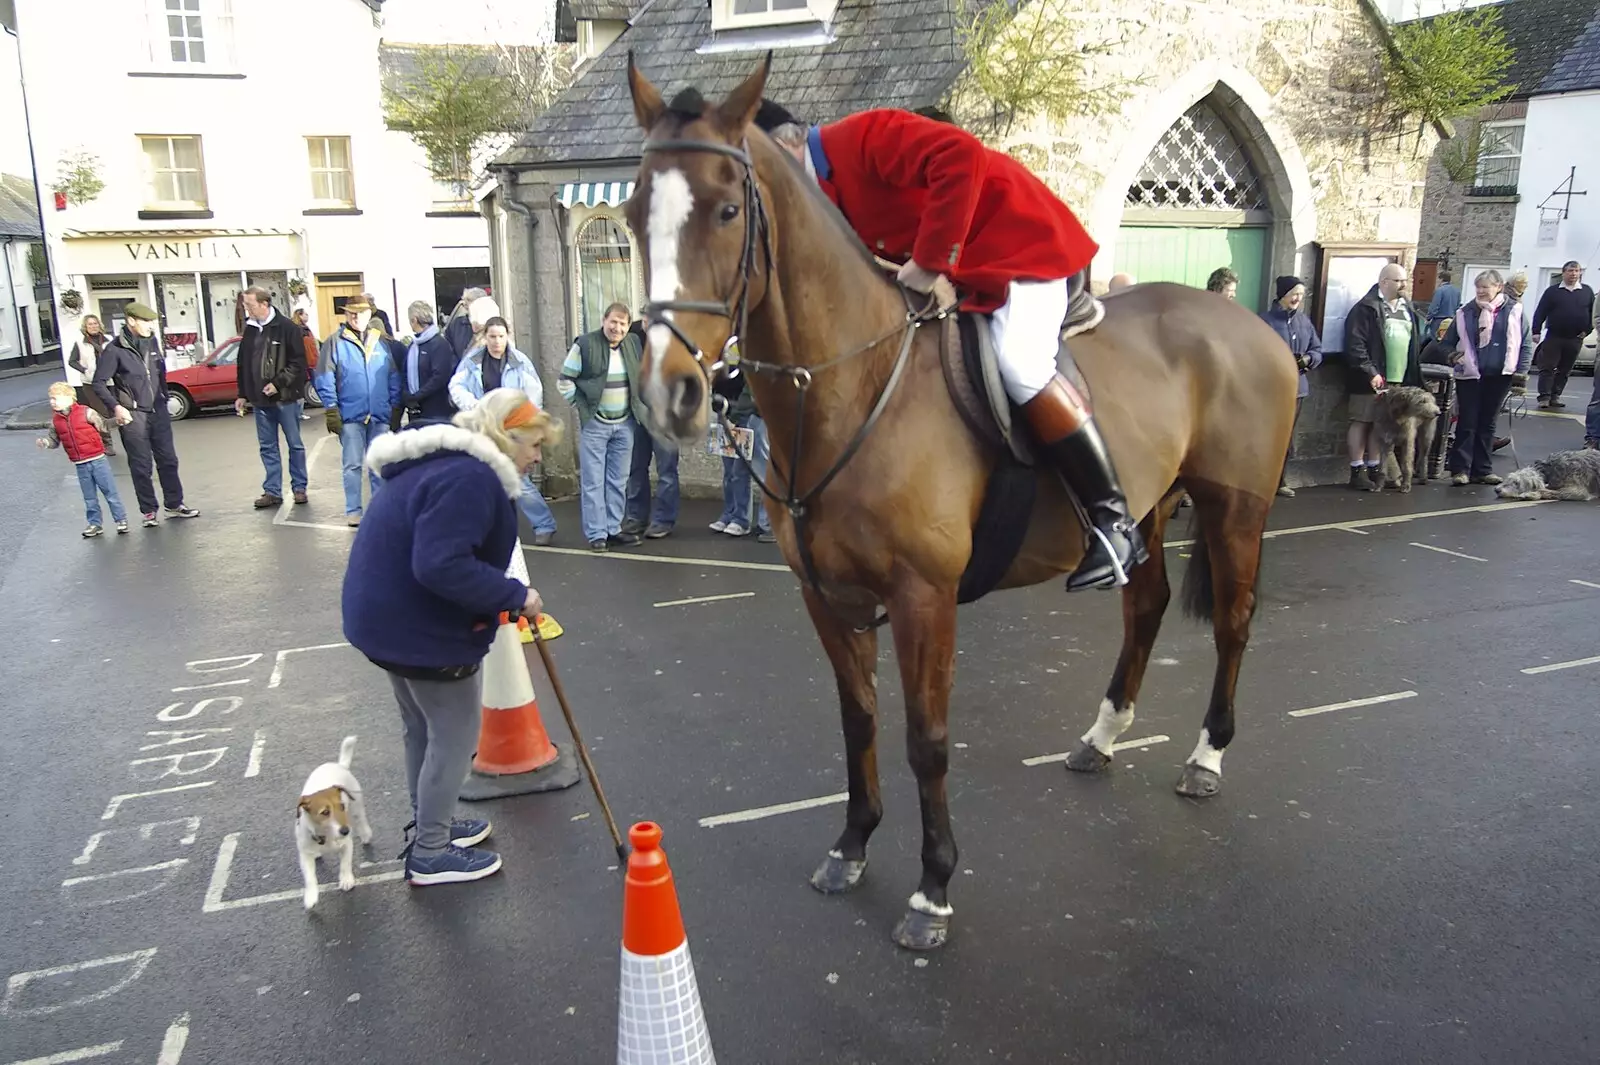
top-left (638, 132), bottom-right (949, 630)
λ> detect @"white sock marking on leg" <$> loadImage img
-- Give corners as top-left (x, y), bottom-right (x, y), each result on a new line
top-left (1187, 727), bottom-right (1225, 774)
top-left (908, 890), bottom-right (953, 917)
top-left (1080, 697), bottom-right (1135, 752)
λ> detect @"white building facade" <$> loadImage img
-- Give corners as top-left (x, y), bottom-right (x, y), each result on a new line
top-left (12, 0), bottom-right (495, 362)
top-left (1509, 88), bottom-right (1600, 293)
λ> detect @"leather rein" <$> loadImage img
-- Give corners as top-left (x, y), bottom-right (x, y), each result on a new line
top-left (638, 136), bottom-right (950, 630)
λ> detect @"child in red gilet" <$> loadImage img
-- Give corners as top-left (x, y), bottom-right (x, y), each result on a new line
top-left (37, 382), bottom-right (129, 537)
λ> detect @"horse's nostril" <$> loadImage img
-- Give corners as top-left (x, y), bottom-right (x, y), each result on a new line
top-left (672, 375), bottom-right (703, 420)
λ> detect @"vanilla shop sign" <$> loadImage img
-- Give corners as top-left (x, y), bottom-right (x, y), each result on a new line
top-left (64, 232), bottom-right (300, 275)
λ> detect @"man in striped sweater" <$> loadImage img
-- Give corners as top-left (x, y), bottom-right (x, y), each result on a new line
top-left (557, 302), bottom-right (648, 551)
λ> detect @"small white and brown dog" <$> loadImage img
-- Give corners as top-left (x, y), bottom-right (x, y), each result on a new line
top-left (295, 735), bottom-right (373, 910)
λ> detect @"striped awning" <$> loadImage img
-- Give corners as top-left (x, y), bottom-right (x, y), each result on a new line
top-left (558, 181), bottom-right (635, 209)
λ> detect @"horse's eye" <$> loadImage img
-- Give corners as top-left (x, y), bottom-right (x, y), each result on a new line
top-left (719, 203), bottom-right (740, 223)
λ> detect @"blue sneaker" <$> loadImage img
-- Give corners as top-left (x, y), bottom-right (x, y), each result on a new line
top-left (450, 817), bottom-right (492, 847)
top-left (406, 844), bottom-right (502, 885)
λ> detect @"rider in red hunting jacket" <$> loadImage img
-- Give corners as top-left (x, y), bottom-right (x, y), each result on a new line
top-left (755, 102), bottom-right (1146, 591)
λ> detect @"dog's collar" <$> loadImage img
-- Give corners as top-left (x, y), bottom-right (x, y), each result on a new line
top-left (311, 833), bottom-right (326, 845)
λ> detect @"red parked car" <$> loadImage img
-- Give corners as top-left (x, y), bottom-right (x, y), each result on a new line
top-left (165, 335), bottom-right (322, 419)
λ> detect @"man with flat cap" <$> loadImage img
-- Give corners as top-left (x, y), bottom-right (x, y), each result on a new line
top-left (752, 100), bottom-right (1144, 591)
top-left (91, 302), bottom-right (200, 527)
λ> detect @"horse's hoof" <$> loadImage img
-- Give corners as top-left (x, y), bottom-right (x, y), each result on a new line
top-left (892, 909), bottom-right (950, 951)
top-left (1175, 764), bottom-right (1221, 798)
top-left (809, 854), bottom-right (867, 895)
top-left (1064, 740), bottom-right (1113, 774)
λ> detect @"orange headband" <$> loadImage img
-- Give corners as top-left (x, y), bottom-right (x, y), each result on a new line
top-left (503, 400), bottom-right (541, 430)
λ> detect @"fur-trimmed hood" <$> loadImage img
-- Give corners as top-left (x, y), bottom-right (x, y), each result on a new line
top-left (364, 425), bottom-right (523, 498)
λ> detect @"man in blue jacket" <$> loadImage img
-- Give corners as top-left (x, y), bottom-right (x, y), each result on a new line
top-left (1426, 269), bottom-right (1461, 340)
top-left (315, 294), bottom-right (401, 526)
top-left (1260, 275), bottom-right (1323, 497)
top-left (397, 301), bottom-right (455, 428)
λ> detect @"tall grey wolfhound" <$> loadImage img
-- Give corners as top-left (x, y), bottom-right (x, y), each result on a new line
top-left (1372, 386), bottom-right (1441, 493)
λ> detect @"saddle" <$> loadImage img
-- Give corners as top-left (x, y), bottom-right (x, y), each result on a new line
top-left (939, 276), bottom-right (1104, 467)
top-left (935, 274), bottom-right (1106, 604)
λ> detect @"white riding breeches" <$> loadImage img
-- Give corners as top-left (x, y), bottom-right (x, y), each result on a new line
top-left (987, 277), bottom-right (1072, 405)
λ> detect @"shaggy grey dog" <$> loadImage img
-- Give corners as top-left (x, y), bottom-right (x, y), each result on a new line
top-left (1372, 386), bottom-right (1441, 493)
top-left (1497, 449), bottom-right (1600, 501)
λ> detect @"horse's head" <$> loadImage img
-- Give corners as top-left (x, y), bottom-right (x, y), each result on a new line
top-left (625, 54), bottom-right (772, 446)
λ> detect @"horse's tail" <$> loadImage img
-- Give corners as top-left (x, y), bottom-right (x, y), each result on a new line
top-left (1179, 537), bottom-right (1214, 622)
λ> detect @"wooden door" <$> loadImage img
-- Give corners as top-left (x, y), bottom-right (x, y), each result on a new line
top-left (315, 282), bottom-right (363, 340)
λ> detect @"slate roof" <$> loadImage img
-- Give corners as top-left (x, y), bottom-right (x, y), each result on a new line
top-left (571, 0), bottom-right (638, 21)
top-left (1539, 6), bottom-right (1600, 94)
top-left (1413, 0), bottom-right (1600, 100)
top-left (500, 0), bottom-right (969, 168)
top-left (0, 174), bottom-right (41, 240)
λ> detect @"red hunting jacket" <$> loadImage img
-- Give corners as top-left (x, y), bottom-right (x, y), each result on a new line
top-left (810, 109), bottom-right (1099, 313)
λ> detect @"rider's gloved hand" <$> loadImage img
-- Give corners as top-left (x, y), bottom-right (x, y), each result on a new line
top-left (896, 260), bottom-right (942, 294)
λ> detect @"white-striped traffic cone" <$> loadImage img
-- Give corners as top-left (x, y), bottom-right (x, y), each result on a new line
top-left (618, 823), bottom-right (715, 1064)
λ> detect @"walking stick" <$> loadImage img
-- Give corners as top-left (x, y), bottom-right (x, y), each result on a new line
top-left (531, 628), bottom-right (629, 865)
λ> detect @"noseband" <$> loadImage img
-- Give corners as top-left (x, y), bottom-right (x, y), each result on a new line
top-left (638, 133), bottom-right (949, 631)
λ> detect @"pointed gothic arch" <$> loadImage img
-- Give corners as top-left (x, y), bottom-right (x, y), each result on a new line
top-left (1087, 63), bottom-right (1318, 307)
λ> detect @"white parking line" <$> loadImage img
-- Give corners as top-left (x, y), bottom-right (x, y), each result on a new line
top-left (699, 792), bottom-right (847, 828)
top-left (1570, 580), bottom-right (1600, 590)
top-left (1021, 734), bottom-right (1171, 767)
top-left (1521, 656), bottom-right (1600, 676)
top-left (6, 1044), bottom-right (123, 1065)
top-left (1288, 690), bottom-right (1418, 718)
top-left (654, 591), bottom-right (756, 608)
top-left (526, 544), bottom-right (792, 573)
top-left (1165, 500), bottom-right (1544, 550)
top-left (1407, 542), bottom-right (1488, 562)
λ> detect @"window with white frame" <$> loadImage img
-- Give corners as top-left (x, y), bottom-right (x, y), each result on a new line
top-left (1473, 121), bottom-right (1523, 192)
top-left (307, 137), bottom-right (356, 208)
top-left (431, 176), bottom-right (472, 211)
top-left (714, 0), bottom-right (822, 31)
top-left (146, 0), bottom-right (236, 69)
top-left (140, 136), bottom-right (207, 209)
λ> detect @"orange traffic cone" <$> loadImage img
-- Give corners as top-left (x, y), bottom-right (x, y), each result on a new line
top-left (618, 823), bottom-right (715, 1065)
top-left (459, 612), bottom-right (581, 801)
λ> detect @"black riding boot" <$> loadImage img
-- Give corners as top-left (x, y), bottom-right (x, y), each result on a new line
top-left (1021, 377), bottom-right (1148, 591)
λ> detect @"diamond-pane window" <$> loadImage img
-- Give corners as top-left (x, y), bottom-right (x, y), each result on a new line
top-left (1127, 103), bottom-right (1268, 211)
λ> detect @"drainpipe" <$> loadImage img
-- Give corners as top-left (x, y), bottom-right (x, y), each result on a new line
top-left (495, 167), bottom-right (550, 490)
top-left (6, 17), bottom-right (58, 365)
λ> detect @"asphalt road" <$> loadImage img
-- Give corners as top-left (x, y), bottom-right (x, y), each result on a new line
top-left (0, 404), bottom-right (1597, 1064)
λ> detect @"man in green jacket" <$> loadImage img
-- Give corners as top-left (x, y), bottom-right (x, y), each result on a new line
top-left (557, 302), bottom-right (648, 551)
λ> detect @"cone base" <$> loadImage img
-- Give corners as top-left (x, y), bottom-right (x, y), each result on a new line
top-left (460, 742), bottom-right (581, 801)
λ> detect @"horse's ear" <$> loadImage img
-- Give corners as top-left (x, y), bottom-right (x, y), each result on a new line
top-left (715, 52), bottom-right (772, 137)
top-left (628, 51), bottom-right (665, 131)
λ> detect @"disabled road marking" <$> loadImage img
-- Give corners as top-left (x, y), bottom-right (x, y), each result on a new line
top-left (202, 832), bottom-right (404, 913)
top-left (1287, 690), bottom-right (1418, 718)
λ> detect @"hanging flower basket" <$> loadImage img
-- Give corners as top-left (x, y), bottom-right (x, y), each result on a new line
top-left (61, 289), bottom-right (85, 314)
top-left (288, 277), bottom-right (309, 297)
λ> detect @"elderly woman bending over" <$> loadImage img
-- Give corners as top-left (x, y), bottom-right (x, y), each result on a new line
top-left (341, 388), bottom-right (558, 885)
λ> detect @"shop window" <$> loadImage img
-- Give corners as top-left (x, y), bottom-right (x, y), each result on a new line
top-left (574, 217), bottom-right (634, 336)
top-left (307, 137), bottom-right (356, 208)
top-left (140, 135), bottom-right (208, 210)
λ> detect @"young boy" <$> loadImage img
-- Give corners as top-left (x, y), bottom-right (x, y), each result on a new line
top-left (37, 382), bottom-right (129, 537)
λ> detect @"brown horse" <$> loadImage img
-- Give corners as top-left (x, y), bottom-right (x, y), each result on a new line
top-left (624, 57), bottom-right (1298, 950)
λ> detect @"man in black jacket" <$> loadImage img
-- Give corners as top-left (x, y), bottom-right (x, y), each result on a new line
top-left (1341, 263), bottom-right (1423, 489)
top-left (1531, 261), bottom-right (1595, 409)
top-left (91, 303), bottom-right (200, 526)
top-left (395, 300), bottom-right (456, 428)
top-left (235, 286), bottom-right (309, 508)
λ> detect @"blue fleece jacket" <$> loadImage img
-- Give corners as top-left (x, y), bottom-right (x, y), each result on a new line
top-left (341, 425), bottom-right (527, 669)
